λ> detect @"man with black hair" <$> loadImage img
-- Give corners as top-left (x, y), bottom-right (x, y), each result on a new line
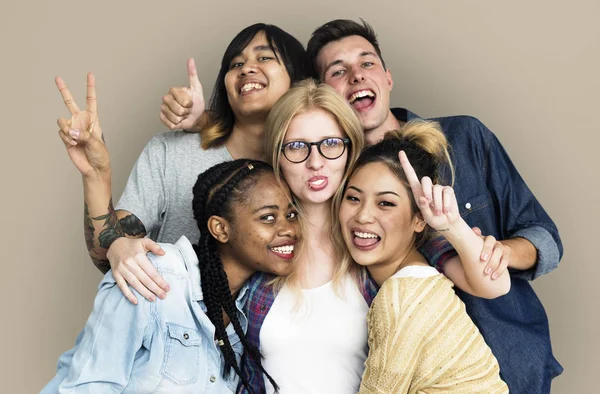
top-left (307, 19), bottom-right (562, 394)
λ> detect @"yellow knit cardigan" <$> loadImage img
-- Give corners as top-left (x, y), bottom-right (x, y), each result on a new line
top-left (358, 273), bottom-right (508, 394)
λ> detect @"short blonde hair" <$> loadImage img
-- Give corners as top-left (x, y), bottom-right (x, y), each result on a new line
top-left (264, 78), bottom-right (365, 293)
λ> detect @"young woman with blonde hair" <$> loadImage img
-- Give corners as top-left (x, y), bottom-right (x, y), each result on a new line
top-left (240, 79), bottom-right (369, 393)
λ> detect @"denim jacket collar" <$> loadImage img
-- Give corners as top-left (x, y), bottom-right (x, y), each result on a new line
top-left (172, 236), bottom-right (249, 306)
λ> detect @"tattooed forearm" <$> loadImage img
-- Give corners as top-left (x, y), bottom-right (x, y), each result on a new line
top-left (84, 198), bottom-right (146, 253)
top-left (92, 257), bottom-right (111, 274)
top-left (84, 203), bottom-right (96, 252)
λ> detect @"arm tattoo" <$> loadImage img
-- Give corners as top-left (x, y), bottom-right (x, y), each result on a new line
top-left (84, 198), bottom-right (147, 253)
top-left (92, 257), bottom-right (111, 274)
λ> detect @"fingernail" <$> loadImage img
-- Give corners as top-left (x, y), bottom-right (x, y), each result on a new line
top-left (165, 285), bottom-right (170, 292)
top-left (69, 129), bottom-right (80, 138)
top-left (159, 293), bottom-right (166, 300)
top-left (492, 273), bottom-right (498, 280)
top-left (131, 298), bottom-right (138, 305)
top-left (482, 253), bottom-right (489, 261)
top-left (485, 267), bottom-right (492, 275)
top-left (149, 295), bottom-right (156, 302)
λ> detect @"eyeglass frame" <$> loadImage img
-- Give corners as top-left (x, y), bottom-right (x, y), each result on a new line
top-left (280, 137), bottom-right (351, 163)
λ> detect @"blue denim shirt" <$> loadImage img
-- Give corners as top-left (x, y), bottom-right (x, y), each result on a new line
top-left (41, 236), bottom-right (248, 394)
top-left (396, 108), bottom-right (564, 393)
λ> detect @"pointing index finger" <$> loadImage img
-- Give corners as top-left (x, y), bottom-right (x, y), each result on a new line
top-left (55, 76), bottom-right (81, 115)
top-left (399, 150), bottom-right (424, 199)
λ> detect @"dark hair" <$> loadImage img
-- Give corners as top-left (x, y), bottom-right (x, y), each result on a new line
top-left (307, 19), bottom-right (386, 78)
top-left (344, 121), bottom-right (452, 249)
top-left (192, 159), bottom-right (280, 393)
top-left (201, 23), bottom-right (315, 149)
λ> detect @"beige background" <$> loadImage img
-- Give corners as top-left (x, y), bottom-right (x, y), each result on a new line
top-left (1, 0), bottom-right (598, 392)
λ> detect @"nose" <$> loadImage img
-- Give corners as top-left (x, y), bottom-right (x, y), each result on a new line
top-left (306, 145), bottom-right (324, 170)
top-left (349, 65), bottom-right (365, 84)
top-left (355, 201), bottom-right (375, 224)
top-left (278, 220), bottom-right (298, 239)
top-left (240, 59), bottom-right (258, 76)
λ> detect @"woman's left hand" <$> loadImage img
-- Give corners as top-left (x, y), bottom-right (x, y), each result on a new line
top-left (399, 150), bottom-right (460, 232)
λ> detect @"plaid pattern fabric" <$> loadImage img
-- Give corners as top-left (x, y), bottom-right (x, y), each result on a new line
top-left (237, 271), bottom-right (379, 393)
top-left (419, 234), bottom-right (458, 273)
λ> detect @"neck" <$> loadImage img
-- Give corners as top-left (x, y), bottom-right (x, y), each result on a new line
top-left (364, 109), bottom-right (404, 146)
top-left (301, 201), bottom-right (331, 231)
top-left (368, 246), bottom-right (424, 287)
top-left (219, 253), bottom-right (254, 298)
top-left (295, 200), bottom-right (337, 287)
top-left (225, 119), bottom-right (266, 160)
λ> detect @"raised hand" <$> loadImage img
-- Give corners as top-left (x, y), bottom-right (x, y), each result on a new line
top-left (160, 58), bottom-right (206, 130)
top-left (55, 73), bottom-right (110, 178)
top-left (399, 151), bottom-right (460, 231)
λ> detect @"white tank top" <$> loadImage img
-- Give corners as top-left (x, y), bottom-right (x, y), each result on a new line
top-left (260, 276), bottom-right (369, 394)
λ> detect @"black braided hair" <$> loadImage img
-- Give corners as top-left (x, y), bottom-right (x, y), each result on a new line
top-left (191, 159), bottom-right (280, 393)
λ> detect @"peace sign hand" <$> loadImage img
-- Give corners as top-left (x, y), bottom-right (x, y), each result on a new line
top-left (399, 150), bottom-right (460, 231)
top-left (55, 72), bottom-right (110, 178)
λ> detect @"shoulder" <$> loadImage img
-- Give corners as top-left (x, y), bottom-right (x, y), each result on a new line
top-left (147, 236), bottom-right (198, 278)
top-left (378, 274), bottom-right (453, 308)
top-left (430, 115), bottom-right (493, 140)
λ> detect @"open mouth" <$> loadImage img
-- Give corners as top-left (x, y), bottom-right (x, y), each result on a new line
top-left (347, 89), bottom-right (376, 112)
top-left (239, 82), bottom-right (265, 94)
top-left (269, 244), bottom-right (295, 259)
top-left (352, 230), bottom-right (381, 251)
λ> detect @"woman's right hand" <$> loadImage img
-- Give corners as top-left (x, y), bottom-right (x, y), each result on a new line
top-left (160, 58), bottom-right (206, 131)
top-left (55, 73), bottom-right (110, 178)
top-left (107, 237), bottom-right (170, 304)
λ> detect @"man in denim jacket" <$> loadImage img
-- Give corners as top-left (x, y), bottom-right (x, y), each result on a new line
top-left (307, 19), bottom-right (563, 394)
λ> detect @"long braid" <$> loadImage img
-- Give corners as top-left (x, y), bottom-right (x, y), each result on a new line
top-left (191, 159), bottom-right (280, 393)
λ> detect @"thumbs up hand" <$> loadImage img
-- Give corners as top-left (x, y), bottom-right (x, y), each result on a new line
top-left (160, 58), bottom-right (206, 131)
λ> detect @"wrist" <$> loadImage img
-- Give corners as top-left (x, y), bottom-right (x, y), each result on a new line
top-left (82, 168), bottom-right (112, 183)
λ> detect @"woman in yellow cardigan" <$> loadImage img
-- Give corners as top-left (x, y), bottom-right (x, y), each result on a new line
top-left (336, 120), bottom-right (509, 393)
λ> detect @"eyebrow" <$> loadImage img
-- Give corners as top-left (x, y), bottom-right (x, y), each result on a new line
top-left (253, 45), bottom-right (275, 53)
top-left (347, 185), bottom-right (400, 197)
top-left (252, 205), bottom-right (279, 214)
top-left (322, 51), bottom-right (379, 75)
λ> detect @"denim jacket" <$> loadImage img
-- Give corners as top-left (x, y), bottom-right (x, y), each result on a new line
top-left (395, 108), bottom-right (563, 393)
top-left (41, 236), bottom-right (248, 394)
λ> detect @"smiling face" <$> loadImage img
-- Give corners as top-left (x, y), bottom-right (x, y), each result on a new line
top-left (316, 35), bottom-right (396, 136)
top-left (224, 31), bottom-right (292, 121)
top-left (339, 162), bottom-right (424, 271)
top-left (223, 172), bottom-right (300, 276)
top-left (279, 108), bottom-right (349, 206)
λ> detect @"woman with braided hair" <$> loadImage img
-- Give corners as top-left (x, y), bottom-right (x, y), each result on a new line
top-left (42, 159), bottom-right (299, 393)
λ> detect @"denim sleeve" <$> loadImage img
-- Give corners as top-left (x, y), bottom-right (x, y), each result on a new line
top-left (48, 273), bottom-right (153, 392)
top-left (481, 121), bottom-right (563, 280)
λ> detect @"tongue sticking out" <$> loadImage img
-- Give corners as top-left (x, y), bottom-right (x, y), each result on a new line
top-left (354, 236), bottom-right (379, 247)
top-left (352, 97), bottom-right (374, 111)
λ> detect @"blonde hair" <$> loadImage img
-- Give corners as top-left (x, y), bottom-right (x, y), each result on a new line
top-left (264, 78), bottom-right (365, 294)
top-left (333, 119), bottom-right (454, 278)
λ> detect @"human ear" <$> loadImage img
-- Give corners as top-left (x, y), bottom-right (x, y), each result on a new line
top-left (413, 212), bottom-right (426, 234)
top-left (386, 69), bottom-right (394, 90)
top-left (207, 215), bottom-right (230, 243)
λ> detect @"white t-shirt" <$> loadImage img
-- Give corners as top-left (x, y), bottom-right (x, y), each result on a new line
top-left (392, 264), bottom-right (440, 279)
top-left (260, 277), bottom-right (369, 394)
